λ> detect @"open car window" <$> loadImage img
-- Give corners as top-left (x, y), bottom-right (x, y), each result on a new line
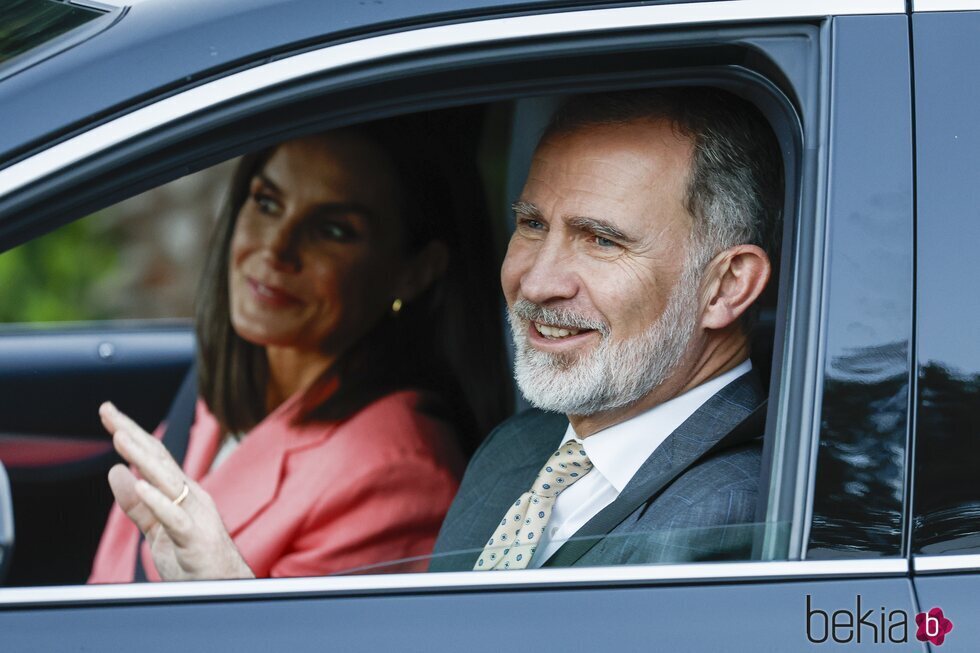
top-left (1, 92), bottom-right (794, 587)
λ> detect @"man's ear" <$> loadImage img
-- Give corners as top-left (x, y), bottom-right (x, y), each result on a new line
top-left (699, 245), bottom-right (771, 331)
top-left (396, 240), bottom-right (449, 304)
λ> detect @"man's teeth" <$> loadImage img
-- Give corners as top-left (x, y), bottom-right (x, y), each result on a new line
top-left (534, 322), bottom-right (581, 339)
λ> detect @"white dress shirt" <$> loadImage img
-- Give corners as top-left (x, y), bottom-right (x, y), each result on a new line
top-left (528, 360), bottom-right (753, 568)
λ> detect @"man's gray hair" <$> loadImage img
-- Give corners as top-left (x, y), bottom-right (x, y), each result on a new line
top-left (543, 87), bottom-right (784, 276)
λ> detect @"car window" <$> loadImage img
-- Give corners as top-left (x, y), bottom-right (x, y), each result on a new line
top-left (0, 161), bottom-right (235, 325)
top-left (0, 0), bottom-right (103, 67)
top-left (1, 95), bottom-right (794, 586)
top-left (339, 522), bottom-right (794, 575)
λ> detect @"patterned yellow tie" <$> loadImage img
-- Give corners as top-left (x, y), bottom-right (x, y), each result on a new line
top-left (474, 439), bottom-right (593, 571)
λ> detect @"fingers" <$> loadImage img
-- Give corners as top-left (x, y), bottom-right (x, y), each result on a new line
top-left (134, 479), bottom-right (194, 548)
top-left (101, 402), bottom-right (185, 500)
top-left (107, 464), bottom-right (160, 536)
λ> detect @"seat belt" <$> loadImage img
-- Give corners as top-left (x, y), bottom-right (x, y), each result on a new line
top-left (133, 364), bottom-right (197, 582)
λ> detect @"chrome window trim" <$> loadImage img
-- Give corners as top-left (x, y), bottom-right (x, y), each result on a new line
top-left (0, 0), bottom-right (902, 199)
top-left (794, 17), bottom-right (835, 561)
top-left (913, 554), bottom-right (980, 573)
top-left (68, 0), bottom-right (119, 10)
top-left (0, 559), bottom-right (908, 607)
top-left (913, 0), bottom-right (980, 10)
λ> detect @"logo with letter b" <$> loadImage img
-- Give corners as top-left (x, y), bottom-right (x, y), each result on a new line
top-left (915, 607), bottom-right (953, 646)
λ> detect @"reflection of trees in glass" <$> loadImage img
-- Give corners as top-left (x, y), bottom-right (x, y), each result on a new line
top-left (0, 162), bottom-right (232, 325)
top-left (915, 362), bottom-right (980, 554)
top-left (808, 341), bottom-right (908, 557)
top-left (0, 214), bottom-right (119, 322)
top-left (0, 0), bottom-right (98, 65)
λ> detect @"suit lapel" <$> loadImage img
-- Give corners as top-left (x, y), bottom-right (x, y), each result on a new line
top-left (544, 372), bottom-right (765, 567)
top-left (467, 438), bottom-right (563, 548)
top-left (442, 410), bottom-right (567, 559)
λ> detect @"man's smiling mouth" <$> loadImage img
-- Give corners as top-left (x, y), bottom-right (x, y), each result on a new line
top-left (533, 321), bottom-right (586, 339)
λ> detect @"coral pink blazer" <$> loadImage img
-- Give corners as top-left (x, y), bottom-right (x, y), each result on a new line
top-left (89, 388), bottom-right (464, 582)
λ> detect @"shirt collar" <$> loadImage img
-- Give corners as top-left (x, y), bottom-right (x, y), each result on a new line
top-left (562, 360), bottom-right (753, 493)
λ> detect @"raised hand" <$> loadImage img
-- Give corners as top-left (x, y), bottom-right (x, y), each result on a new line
top-left (100, 402), bottom-right (254, 581)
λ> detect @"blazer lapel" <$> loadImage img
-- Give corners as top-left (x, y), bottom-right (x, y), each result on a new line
top-left (202, 379), bottom-right (340, 536)
top-left (544, 372), bottom-right (765, 567)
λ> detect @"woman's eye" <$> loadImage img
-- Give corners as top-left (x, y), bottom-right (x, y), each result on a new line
top-left (254, 194), bottom-right (281, 214)
top-left (314, 221), bottom-right (353, 241)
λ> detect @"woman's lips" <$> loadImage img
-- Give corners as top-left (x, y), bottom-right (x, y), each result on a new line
top-left (246, 277), bottom-right (302, 307)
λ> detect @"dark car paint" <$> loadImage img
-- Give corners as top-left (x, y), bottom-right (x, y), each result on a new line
top-left (0, 577), bottom-right (921, 651)
top-left (1, 0), bottom-right (685, 164)
top-left (0, 0), bottom-right (978, 650)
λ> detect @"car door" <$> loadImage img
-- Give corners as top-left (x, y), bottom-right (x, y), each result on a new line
top-left (0, 1), bottom-right (925, 650)
top-left (0, 0), bottom-right (197, 588)
top-left (910, 2), bottom-right (980, 650)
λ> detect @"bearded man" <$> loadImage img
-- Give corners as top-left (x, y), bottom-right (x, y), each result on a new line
top-left (430, 87), bottom-right (783, 571)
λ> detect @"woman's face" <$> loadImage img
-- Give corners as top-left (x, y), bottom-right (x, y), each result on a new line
top-left (228, 133), bottom-right (410, 357)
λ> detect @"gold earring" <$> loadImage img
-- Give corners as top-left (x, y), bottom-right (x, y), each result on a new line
top-left (391, 298), bottom-right (403, 315)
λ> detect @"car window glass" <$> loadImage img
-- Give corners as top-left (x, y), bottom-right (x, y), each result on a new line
top-left (0, 0), bottom-right (101, 67)
top-left (0, 161), bottom-right (235, 325)
top-left (340, 522), bottom-right (793, 575)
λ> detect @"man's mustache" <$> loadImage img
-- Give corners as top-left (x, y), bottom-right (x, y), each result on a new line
top-left (510, 299), bottom-right (610, 337)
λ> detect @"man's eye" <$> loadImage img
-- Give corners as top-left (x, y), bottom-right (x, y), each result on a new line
top-left (519, 217), bottom-right (545, 230)
top-left (594, 235), bottom-right (618, 248)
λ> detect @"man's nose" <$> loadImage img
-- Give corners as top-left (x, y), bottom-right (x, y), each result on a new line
top-left (519, 238), bottom-right (578, 304)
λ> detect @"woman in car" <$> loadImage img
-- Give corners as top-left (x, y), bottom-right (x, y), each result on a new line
top-left (88, 114), bottom-right (509, 582)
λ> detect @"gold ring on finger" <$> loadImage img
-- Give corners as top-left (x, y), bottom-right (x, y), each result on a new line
top-left (172, 482), bottom-right (190, 507)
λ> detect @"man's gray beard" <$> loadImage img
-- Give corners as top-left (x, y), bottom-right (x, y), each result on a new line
top-left (508, 265), bottom-right (701, 417)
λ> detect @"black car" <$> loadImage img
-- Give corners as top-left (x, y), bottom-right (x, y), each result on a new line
top-left (0, 0), bottom-right (977, 650)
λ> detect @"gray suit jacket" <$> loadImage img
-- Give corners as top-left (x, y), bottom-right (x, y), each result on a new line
top-left (428, 372), bottom-right (765, 571)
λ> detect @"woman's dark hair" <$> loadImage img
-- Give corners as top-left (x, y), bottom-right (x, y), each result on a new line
top-left (195, 110), bottom-right (511, 451)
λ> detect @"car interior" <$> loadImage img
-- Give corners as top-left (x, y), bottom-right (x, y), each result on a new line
top-left (0, 37), bottom-right (799, 585)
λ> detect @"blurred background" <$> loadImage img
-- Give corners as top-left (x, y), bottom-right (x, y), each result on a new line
top-left (0, 160), bottom-right (237, 324)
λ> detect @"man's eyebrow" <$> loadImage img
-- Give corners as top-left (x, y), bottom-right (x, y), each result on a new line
top-left (512, 200), bottom-right (637, 244)
top-left (511, 200), bottom-right (542, 218)
top-left (567, 215), bottom-right (638, 245)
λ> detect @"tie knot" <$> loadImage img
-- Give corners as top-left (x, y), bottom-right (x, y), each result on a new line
top-left (530, 439), bottom-right (593, 498)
